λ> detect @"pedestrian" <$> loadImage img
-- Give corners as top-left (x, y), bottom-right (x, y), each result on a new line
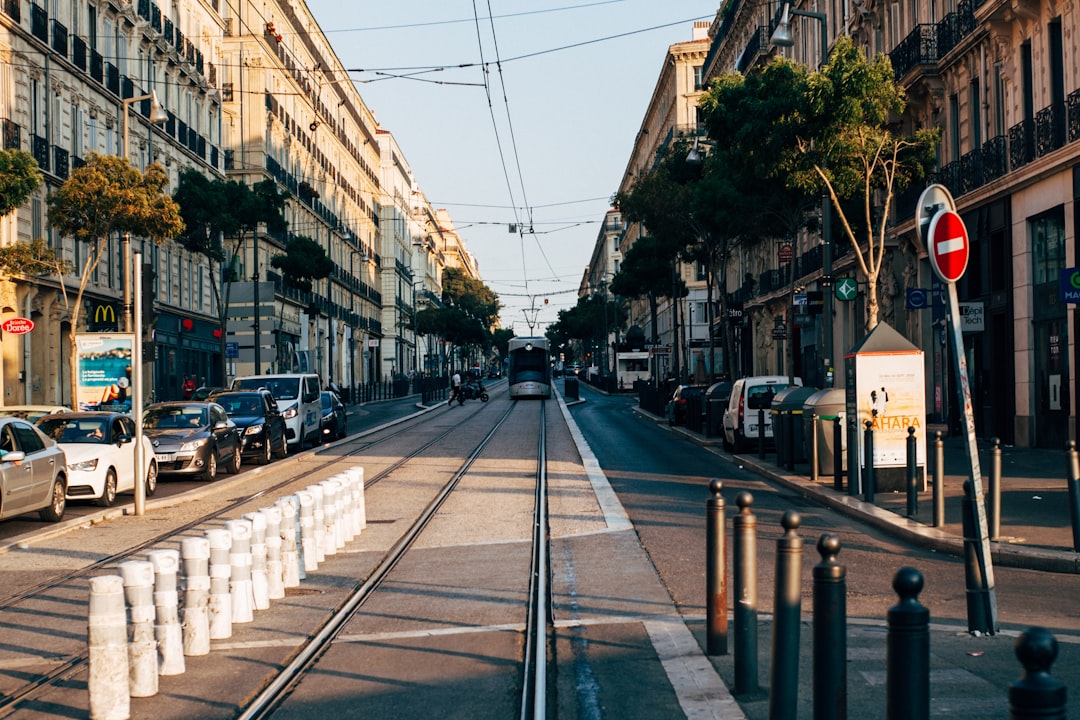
top-left (448, 369), bottom-right (462, 406)
top-left (182, 374), bottom-right (196, 400)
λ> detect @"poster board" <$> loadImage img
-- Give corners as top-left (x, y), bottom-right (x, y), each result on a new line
top-left (76, 333), bottom-right (135, 413)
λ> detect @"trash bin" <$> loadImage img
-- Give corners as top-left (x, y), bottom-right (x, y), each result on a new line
top-left (803, 388), bottom-right (847, 477)
top-left (773, 386), bottom-right (819, 467)
top-left (564, 376), bottom-right (579, 400)
top-left (704, 381), bottom-right (733, 438)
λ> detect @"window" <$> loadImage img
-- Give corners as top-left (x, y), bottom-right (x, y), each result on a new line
top-left (1030, 207), bottom-right (1065, 286)
top-left (949, 93), bottom-right (960, 161)
top-left (969, 80), bottom-right (981, 149)
top-left (693, 65), bottom-right (703, 91)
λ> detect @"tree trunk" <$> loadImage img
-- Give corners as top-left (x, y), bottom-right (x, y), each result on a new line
top-left (865, 274), bottom-right (879, 331)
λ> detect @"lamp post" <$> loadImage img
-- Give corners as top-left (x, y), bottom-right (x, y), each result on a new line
top-left (120, 90), bottom-right (169, 332)
top-left (771, 4), bottom-right (833, 387)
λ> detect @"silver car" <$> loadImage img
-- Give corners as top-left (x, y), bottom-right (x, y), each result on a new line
top-left (143, 402), bottom-right (242, 482)
top-left (0, 417), bottom-right (67, 522)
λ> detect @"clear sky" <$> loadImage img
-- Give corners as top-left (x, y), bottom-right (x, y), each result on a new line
top-left (304, 1), bottom-right (715, 334)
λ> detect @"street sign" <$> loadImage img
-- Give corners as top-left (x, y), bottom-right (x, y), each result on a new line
top-left (778, 243), bottom-right (793, 264)
top-left (226, 341), bottom-right (239, 358)
top-left (1, 317), bottom-right (34, 334)
top-left (771, 323), bottom-right (787, 339)
top-left (906, 288), bottom-right (928, 309)
top-left (1059, 267), bottom-right (1080, 303)
top-left (915, 183), bottom-right (957, 245)
top-left (835, 277), bottom-right (857, 301)
top-left (928, 209), bottom-right (970, 283)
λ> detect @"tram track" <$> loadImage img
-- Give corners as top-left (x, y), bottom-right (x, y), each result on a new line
top-left (0, 396), bottom-right (503, 717)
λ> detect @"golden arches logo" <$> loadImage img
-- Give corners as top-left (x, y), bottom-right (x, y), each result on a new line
top-left (93, 304), bottom-right (117, 325)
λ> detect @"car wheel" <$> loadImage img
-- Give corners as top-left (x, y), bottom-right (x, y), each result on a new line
top-left (274, 430), bottom-right (288, 459)
top-left (145, 461), bottom-right (158, 497)
top-left (39, 477), bottom-right (66, 522)
top-left (202, 451), bottom-right (218, 482)
top-left (96, 469), bottom-right (118, 508)
top-left (226, 444), bottom-right (242, 474)
top-left (338, 419), bottom-right (347, 440)
top-left (258, 435), bottom-right (272, 465)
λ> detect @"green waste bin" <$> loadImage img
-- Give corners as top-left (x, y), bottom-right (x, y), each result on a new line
top-left (564, 376), bottom-right (579, 400)
top-left (773, 386), bottom-right (818, 466)
top-left (803, 388), bottom-right (846, 477)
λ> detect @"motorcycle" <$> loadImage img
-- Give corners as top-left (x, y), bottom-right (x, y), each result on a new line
top-left (457, 380), bottom-right (489, 404)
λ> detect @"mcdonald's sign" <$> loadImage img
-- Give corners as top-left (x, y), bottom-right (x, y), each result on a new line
top-left (88, 302), bottom-right (119, 332)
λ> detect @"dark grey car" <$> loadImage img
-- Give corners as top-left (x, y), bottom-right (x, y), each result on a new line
top-left (142, 402), bottom-right (242, 481)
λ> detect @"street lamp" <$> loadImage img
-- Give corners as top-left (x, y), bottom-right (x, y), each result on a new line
top-left (771, 3), bottom-right (834, 387)
top-left (120, 90), bottom-right (169, 332)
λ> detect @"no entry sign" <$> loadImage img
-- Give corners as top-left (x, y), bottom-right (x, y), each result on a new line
top-left (928, 209), bottom-right (969, 283)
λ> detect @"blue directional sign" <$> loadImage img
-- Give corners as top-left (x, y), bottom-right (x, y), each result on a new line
top-left (906, 288), bottom-right (929, 309)
top-left (226, 341), bottom-right (239, 358)
top-left (1060, 267), bottom-right (1080, 303)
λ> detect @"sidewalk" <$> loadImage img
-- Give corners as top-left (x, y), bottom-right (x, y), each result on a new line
top-left (657, 411), bottom-right (1080, 574)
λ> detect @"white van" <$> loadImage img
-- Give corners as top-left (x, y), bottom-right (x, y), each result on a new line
top-left (722, 375), bottom-right (802, 452)
top-left (230, 374), bottom-right (322, 451)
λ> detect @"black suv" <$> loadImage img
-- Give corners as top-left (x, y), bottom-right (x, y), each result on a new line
top-left (210, 390), bottom-right (288, 464)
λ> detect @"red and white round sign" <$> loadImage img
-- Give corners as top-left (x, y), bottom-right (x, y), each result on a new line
top-left (928, 209), bottom-right (969, 283)
top-left (1, 317), bottom-right (34, 335)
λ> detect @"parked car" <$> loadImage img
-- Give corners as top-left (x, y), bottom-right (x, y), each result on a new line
top-left (320, 391), bottom-right (347, 442)
top-left (722, 375), bottom-right (803, 452)
top-left (665, 385), bottom-right (708, 426)
top-left (230, 374), bottom-right (322, 451)
top-left (210, 390), bottom-right (288, 465)
top-left (0, 405), bottom-right (71, 423)
top-left (191, 386), bottom-right (225, 401)
top-left (36, 412), bottom-right (157, 507)
top-left (0, 417), bottom-right (67, 522)
top-left (142, 402), bottom-right (242, 481)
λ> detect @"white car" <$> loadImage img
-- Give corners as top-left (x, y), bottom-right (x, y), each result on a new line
top-left (722, 375), bottom-right (802, 452)
top-left (36, 412), bottom-right (157, 507)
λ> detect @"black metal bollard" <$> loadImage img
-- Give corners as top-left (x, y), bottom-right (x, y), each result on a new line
top-left (733, 492), bottom-right (758, 694)
top-left (906, 427), bottom-right (918, 518)
top-left (759, 408), bottom-right (766, 459)
top-left (813, 534), bottom-right (846, 720)
top-left (961, 480), bottom-right (993, 634)
top-left (886, 567), bottom-right (929, 720)
top-left (834, 417), bottom-right (844, 492)
top-left (1008, 627), bottom-right (1066, 719)
top-left (863, 421), bottom-right (875, 504)
top-left (989, 437), bottom-right (1002, 541)
top-left (933, 431), bottom-right (945, 528)
top-left (769, 511), bottom-right (802, 720)
top-left (1065, 442), bottom-right (1080, 552)
top-left (847, 419), bottom-right (859, 497)
top-left (810, 414), bottom-right (820, 483)
top-left (706, 479), bottom-right (728, 656)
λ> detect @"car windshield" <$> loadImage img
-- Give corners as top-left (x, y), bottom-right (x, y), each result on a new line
top-left (215, 393), bottom-right (264, 416)
top-left (144, 406), bottom-right (207, 429)
top-left (234, 378), bottom-right (299, 400)
top-left (38, 417), bottom-right (109, 444)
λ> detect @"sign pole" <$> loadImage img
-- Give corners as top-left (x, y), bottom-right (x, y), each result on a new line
top-left (945, 280), bottom-right (997, 630)
top-left (133, 251), bottom-right (146, 516)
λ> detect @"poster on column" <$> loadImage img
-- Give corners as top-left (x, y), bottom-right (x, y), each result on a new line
top-left (75, 333), bottom-right (135, 413)
top-left (853, 352), bottom-right (926, 468)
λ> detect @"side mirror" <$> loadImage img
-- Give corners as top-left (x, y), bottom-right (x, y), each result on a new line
top-left (118, 434), bottom-right (134, 445)
top-left (2, 450), bottom-right (26, 463)
top-left (214, 420), bottom-right (229, 431)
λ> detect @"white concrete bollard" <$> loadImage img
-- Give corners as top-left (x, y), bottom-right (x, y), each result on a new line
top-left (347, 465), bottom-right (366, 534)
top-left (330, 477), bottom-right (347, 549)
top-left (320, 480), bottom-right (338, 557)
top-left (243, 511), bottom-right (270, 610)
top-left (88, 575), bottom-right (130, 720)
top-left (179, 536), bottom-right (211, 656)
top-left (307, 484), bottom-right (326, 563)
top-left (277, 496), bottom-right (302, 586)
top-left (117, 560), bottom-right (158, 698)
top-left (205, 528), bottom-right (233, 639)
top-left (333, 474), bottom-right (355, 544)
top-left (146, 549), bottom-right (185, 676)
top-left (297, 491), bottom-right (318, 572)
top-left (261, 505), bottom-right (285, 600)
top-left (226, 518), bottom-right (255, 623)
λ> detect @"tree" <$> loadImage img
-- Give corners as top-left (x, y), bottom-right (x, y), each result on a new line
top-left (269, 234), bottom-right (333, 294)
top-left (0, 149), bottom-right (42, 216)
top-left (779, 37), bottom-right (938, 330)
top-left (697, 60), bottom-right (820, 376)
top-left (0, 237), bottom-right (71, 279)
top-left (47, 152), bottom-right (184, 404)
top-left (441, 267), bottom-right (499, 329)
top-left (609, 234), bottom-right (686, 350)
top-left (173, 172), bottom-right (286, 381)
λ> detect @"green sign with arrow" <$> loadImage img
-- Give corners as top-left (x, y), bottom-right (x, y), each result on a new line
top-left (834, 277), bottom-right (857, 301)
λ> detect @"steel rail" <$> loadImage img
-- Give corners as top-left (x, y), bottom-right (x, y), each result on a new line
top-left (520, 400), bottom-right (550, 719)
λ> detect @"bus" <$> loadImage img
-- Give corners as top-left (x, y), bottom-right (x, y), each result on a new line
top-left (507, 337), bottom-right (552, 399)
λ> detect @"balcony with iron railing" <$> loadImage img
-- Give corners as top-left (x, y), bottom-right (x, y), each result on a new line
top-left (31, 134), bottom-right (48, 172)
top-left (3, 119), bottom-right (20, 151)
top-left (3, 0), bottom-right (21, 21)
top-left (935, 0), bottom-right (977, 58)
top-left (50, 19), bottom-right (67, 55)
top-left (30, 3), bottom-right (47, 42)
top-left (890, 24), bottom-right (937, 80)
top-left (737, 26), bottom-right (771, 74)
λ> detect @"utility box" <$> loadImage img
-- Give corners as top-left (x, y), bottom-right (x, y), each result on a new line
top-left (844, 322), bottom-right (926, 493)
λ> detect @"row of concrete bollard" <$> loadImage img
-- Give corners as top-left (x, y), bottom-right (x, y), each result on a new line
top-left (86, 467), bottom-right (367, 720)
top-left (705, 481), bottom-right (1067, 720)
